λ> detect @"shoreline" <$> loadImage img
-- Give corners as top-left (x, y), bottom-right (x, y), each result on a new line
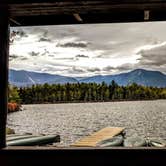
top-left (21, 98), bottom-right (165, 105)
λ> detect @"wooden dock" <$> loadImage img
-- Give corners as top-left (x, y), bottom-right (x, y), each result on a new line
top-left (71, 127), bottom-right (125, 147)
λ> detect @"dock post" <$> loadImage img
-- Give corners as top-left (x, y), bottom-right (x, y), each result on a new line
top-left (0, 2), bottom-right (9, 148)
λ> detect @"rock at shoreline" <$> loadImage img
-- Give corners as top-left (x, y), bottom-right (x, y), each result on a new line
top-left (6, 127), bottom-right (15, 134)
top-left (123, 137), bottom-right (147, 147)
top-left (8, 102), bottom-right (21, 113)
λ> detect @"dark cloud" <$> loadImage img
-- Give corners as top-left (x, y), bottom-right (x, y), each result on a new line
top-left (56, 42), bottom-right (87, 48)
top-left (137, 45), bottom-right (166, 67)
top-left (54, 57), bottom-right (74, 60)
top-left (20, 57), bottom-right (28, 61)
top-left (9, 54), bottom-right (28, 61)
top-left (87, 67), bottom-right (101, 72)
top-left (41, 49), bottom-right (50, 56)
top-left (38, 37), bottom-right (51, 42)
top-left (75, 54), bottom-right (89, 58)
top-left (103, 64), bottom-right (134, 73)
top-left (70, 66), bottom-right (85, 74)
top-left (116, 63), bottom-right (134, 71)
top-left (18, 30), bottom-right (28, 38)
top-left (29, 51), bottom-right (40, 56)
top-left (103, 66), bottom-right (115, 71)
top-left (9, 54), bottom-right (19, 61)
top-left (9, 54), bottom-right (19, 59)
top-left (48, 54), bottom-right (55, 57)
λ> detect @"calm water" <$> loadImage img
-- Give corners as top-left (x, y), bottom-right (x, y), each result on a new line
top-left (7, 100), bottom-right (166, 146)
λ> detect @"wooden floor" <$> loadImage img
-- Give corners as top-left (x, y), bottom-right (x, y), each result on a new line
top-left (71, 127), bottom-right (124, 147)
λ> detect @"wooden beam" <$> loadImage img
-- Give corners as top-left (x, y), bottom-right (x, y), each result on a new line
top-left (9, 2), bottom-right (166, 17)
top-left (0, 147), bottom-right (166, 166)
top-left (73, 14), bottom-right (83, 22)
top-left (0, 3), bottom-right (9, 148)
top-left (10, 18), bottom-right (21, 26)
top-left (8, 1), bottom-right (166, 26)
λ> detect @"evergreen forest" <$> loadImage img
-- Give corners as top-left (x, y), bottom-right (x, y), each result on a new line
top-left (9, 81), bottom-right (166, 104)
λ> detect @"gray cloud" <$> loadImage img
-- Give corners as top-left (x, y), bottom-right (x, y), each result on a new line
top-left (103, 66), bottom-right (115, 72)
top-left (116, 63), bottom-right (134, 71)
top-left (102, 64), bottom-right (136, 73)
top-left (87, 67), bottom-right (101, 72)
top-left (56, 42), bottom-right (87, 48)
top-left (29, 51), bottom-right (40, 56)
top-left (54, 57), bottom-right (74, 60)
top-left (18, 30), bottom-right (28, 38)
top-left (137, 45), bottom-right (166, 67)
top-left (69, 66), bottom-right (85, 74)
top-left (9, 54), bottom-right (29, 61)
top-left (41, 49), bottom-right (50, 56)
top-left (10, 22), bottom-right (166, 76)
top-left (38, 30), bottom-right (51, 42)
top-left (20, 57), bottom-right (28, 61)
top-left (9, 54), bottom-right (19, 59)
top-left (75, 54), bottom-right (89, 58)
top-left (38, 37), bottom-right (51, 42)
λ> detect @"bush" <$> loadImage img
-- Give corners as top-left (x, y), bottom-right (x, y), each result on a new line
top-left (6, 127), bottom-right (15, 134)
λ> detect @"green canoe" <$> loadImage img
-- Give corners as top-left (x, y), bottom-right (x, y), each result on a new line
top-left (96, 135), bottom-right (124, 147)
top-left (123, 137), bottom-right (147, 147)
top-left (7, 135), bottom-right (60, 146)
top-left (7, 135), bottom-right (38, 141)
top-left (148, 139), bottom-right (166, 147)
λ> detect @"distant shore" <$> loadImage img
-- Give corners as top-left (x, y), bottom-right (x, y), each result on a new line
top-left (21, 98), bottom-right (164, 105)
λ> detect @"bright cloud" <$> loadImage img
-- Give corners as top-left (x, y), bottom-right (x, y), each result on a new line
top-left (10, 22), bottom-right (166, 76)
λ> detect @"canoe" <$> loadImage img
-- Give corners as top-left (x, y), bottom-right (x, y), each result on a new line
top-left (123, 137), bottom-right (147, 147)
top-left (7, 135), bottom-right (38, 141)
top-left (7, 135), bottom-right (60, 146)
top-left (148, 139), bottom-right (166, 147)
top-left (96, 135), bottom-right (124, 147)
top-left (7, 133), bottom-right (32, 137)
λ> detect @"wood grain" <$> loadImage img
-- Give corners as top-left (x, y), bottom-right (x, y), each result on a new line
top-left (71, 127), bottom-right (125, 147)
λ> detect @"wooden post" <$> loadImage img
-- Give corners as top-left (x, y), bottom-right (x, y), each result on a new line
top-left (0, 2), bottom-right (9, 148)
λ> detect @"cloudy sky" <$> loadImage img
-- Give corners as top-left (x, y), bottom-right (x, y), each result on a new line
top-left (10, 22), bottom-right (166, 77)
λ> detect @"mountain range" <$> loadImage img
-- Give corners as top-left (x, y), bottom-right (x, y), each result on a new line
top-left (9, 69), bottom-right (166, 87)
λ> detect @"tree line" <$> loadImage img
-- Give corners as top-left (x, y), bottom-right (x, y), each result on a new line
top-left (9, 81), bottom-right (166, 104)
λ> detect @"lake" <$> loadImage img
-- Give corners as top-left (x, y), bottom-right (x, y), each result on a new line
top-left (7, 100), bottom-right (166, 146)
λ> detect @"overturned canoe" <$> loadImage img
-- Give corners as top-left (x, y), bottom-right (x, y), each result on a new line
top-left (148, 139), bottom-right (166, 147)
top-left (123, 137), bottom-right (147, 147)
top-left (7, 135), bottom-right (38, 141)
top-left (96, 135), bottom-right (123, 147)
top-left (7, 135), bottom-right (60, 146)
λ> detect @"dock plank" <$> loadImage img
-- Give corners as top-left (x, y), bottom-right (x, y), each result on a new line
top-left (71, 127), bottom-right (125, 147)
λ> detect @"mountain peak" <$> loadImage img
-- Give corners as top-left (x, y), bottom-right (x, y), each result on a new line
top-left (9, 68), bottom-right (166, 87)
